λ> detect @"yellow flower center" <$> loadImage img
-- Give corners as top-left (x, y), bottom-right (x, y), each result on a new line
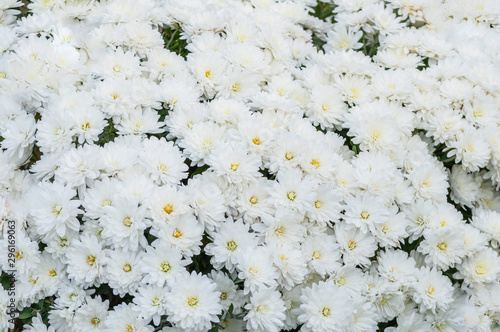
top-left (475, 265), bottom-right (486, 275)
top-left (160, 261), bottom-right (172, 273)
top-left (231, 82), bottom-right (241, 92)
top-left (437, 243), bottom-right (447, 251)
top-left (337, 277), bottom-right (346, 285)
top-left (123, 217), bottom-right (132, 227)
top-left (230, 163), bottom-right (239, 171)
top-left (52, 204), bottom-right (62, 215)
top-left (220, 292), bottom-right (228, 300)
top-left (248, 267), bottom-right (259, 275)
top-left (49, 270), bottom-right (57, 277)
top-left (310, 159), bottom-right (321, 169)
top-left (173, 229), bottom-right (183, 238)
top-left (321, 104), bottom-right (330, 111)
top-left (87, 255), bottom-right (96, 266)
top-left (205, 70), bottom-right (211, 78)
top-left (348, 240), bottom-right (356, 250)
top-left (226, 240), bottom-right (237, 251)
top-left (350, 87), bottom-right (360, 99)
top-left (123, 264), bottom-right (132, 272)
top-left (312, 251), bottom-right (321, 259)
top-left (287, 191), bottom-right (297, 201)
top-left (427, 286), bottom-right (435, 295)
top-left (15, 251), bottom-right (24, 260)
top-left (187, 297), bottom-right (198, 307)
top-left (274, 226), bottom-right (285, 236)
top-left (101, 199), bottom-right (111, 206)
top-left (91, 317), bottom-right (100, 326)
top-left (163, 204), bottom-right (174, 214)
top-left (250, 196), bottom-right (258, 204)
top-left (322, 307), bottom-right (331, 317)
top-left (112, 65), bottom-right (121, 73)
top-left (285, 152), bottom-right (294, 160)
top-left (157, 164), bottom-right (167, 172)
top-left (252, 137), bottom-right (262, 145)
top-left (361, 211), bottom-right (370, 219)
top-left (314, 200), bottom-right (322, 209)
top-left (125, 325), bottom-right (133, 332)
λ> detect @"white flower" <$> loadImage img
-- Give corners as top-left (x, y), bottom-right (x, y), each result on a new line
top-left (105, 303), bottom-right (154, 332)
top-left (411, 267), bottom-right (454, 313)
top-left (66, 234), bottom-right (107, 288)
top-left (73, 296), bottom-right (109, 332)
top-left (205, 218), bottom-right (259, 272)
top-left (139, 137), bottom-right (188, 186)
top-left (271, 169), bottom-right (316, 214)
top-left (207, 142), bottom-right (262, 185)
top-left (297, 280), bottom-right (354, 332)
top-left (244, 288), bottom-right (286, 332)
top-left (132, 285), bottom-right (169, 326)
top-left (335, 223), bottom-right (377, 267)
top-left (154, 214), bottom-right (204, 258)
top-left (418, 227), bottom-right (466, 270)
top-left (26, 181), bottom-right (81, 240)
top-left (139, 243), bottom-right (191, 287)
top-left (105, 248), bottom-right (143, 297)
top-left (236, 246), bottom-right (279, 295)
top-left (457, 248), bottom-right (500, 285)
top-left (100, 196), bottom-right (150, 252)
top-left (343, 193), bottom-right (390, 234)
top-left (165, 272), bottom-right (222, 332)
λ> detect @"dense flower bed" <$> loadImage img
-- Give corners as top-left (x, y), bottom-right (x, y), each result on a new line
top-left (1, 0), bottom-right (500, 331)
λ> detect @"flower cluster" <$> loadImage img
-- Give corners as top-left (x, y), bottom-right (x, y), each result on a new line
top-left (1, 0), bottom-right (500, 331)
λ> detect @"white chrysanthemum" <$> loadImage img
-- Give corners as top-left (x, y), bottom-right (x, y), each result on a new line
top-left (209, 270), bottom-right (244, 313)
top-left (343, 193), bottom-right (390, 234)
top-left (184, 175), bottom-right (227, 229)
top-left (82, 177), bottom-right (120, 220)
top-left (271, 169), bottom-right (316, 214)
top-left (236, 178), bottom-right (274, 224)
top-left (244, 288), bottom-right (286, 332)
top-left (100, 196), bottom-right (150, 251)
top-left (471, 208), bottom-right (500, 246)
top-left (236, 246), bottom-right (279, 295)
top-left (139, 137), bottom-right (188, 186)
top-left (458, 248), bottom-right (500, 285)
top-left (418, 227), bottom-right (466, 269)
top-left (407, 162), bottom-right (449, 203)
top-left (23, 313), bottom-right (55, 332)
top-left (132, 284), bottom-right (169, 326)
top-left (26, 181), bottom-right (81, 240)
top-left (65, 234), bottom-right (107, 288)
top-left (306, 185), bottom-right (343, 227)
top-left (73, 296), bottom-right (109, 332)
top-left (207, 142), bottom-right (262, 185)
top-left (302, 234), bottom-right (342, 278)
top-left (447, 127), bottom-right (491, 172)
top-left (139, 243), bottom-right (190, 287)
top-left (272, 244), bottom-right (308, 290)
top-left (411, 267), bottom-right (454, 313)
top-left (105, 303), bottom-right (154, 332)
top-left (0, 229), bottom-right (40, 276)
top-left (55, 145), bottom-right (101, 188)
top-left (154, 214), bottom-right (204, 258)
top-left (148, 185), bottom-right (191, 226)
top-left (377, 249), bottom-right (418, 286)
top-left (335, 223), bottom-right (377, 267)
top-left (205, 218), bottom-right (259, 272)
top-left (297, 280), bottom-right (354, 332)
top-left (105, 248), bottom-right (143, 297)
top-left (165, 272), bottom-right (222, 332)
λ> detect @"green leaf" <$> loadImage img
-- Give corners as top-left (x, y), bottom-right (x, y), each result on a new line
top-left (19, 308), bottom-right (33, 320)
